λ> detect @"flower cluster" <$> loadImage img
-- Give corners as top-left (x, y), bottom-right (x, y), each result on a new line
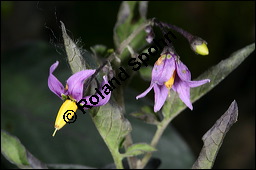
top-left (136, 47), bottom-right (210, 112)
top-left (48, 20), bottom-right (210, 136)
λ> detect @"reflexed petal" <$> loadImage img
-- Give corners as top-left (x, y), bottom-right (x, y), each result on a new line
top-left (186, 79), bottom-right (210, 88)
top-left (136, 83), bottom-right (154, 99)
top-left (152, 56), bottom-right (176, 84)
top-left (80, 95), bottom-right (94, 108)
top-left (153, 84), bottom-right (169, 112)
top-left (81, 76), bottom-right (111, 107)
top-left (172, 77), bottom-right (193, 110)
top-left (48, 61), bottom-right (65, 99)
top-left (67, 69), bottom-right (96, 101)
top-left (176, 60), bottom-right (191, 81)
top-left (97, 76), bottom-right (111, 106)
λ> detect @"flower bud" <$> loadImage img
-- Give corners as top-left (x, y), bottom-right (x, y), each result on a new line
top-left (190, 38), bottom-right (209, 55)
top-left (145, 25), bottom-right (153, 33)
top-left (146, 34), bottom-right (154, 43)
top-left (145, 26), bottom-right (155, 43)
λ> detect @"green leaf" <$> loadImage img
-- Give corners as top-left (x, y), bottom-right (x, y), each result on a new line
top-left (1, 130), bottom-right (47, 169)
top-left (61, 21), bottom-right (87, 73)
top-left (90, 44), bottom-right (108, 58)
top-left (91, 102), bottom-right (132, 150)
top-left (123, 143), bottom-right (156, 157)
top-left (114, 1), bottom-right (147, 45)
top-left (90, 101), bottom-right (132, 168)
top-left (1, 130), bottom-right (29, 168)
top-left (131, 106), bottom-right (160, 125)
top-left (114, 1), bottom-right (148, 59)
top-left (192, 100), bottom-right (238, 169)
top-left (162, 43), bottom-right (255, 119)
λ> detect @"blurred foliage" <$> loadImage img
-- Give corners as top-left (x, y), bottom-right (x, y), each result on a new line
top-left (114, 1), bottom-right (148, 60)
top-left (1, 1), bottom-right (255, 169)
top-left (1, 130), bottom-right (47, 169)
top-left (1, 130), bottom-right (30, 168)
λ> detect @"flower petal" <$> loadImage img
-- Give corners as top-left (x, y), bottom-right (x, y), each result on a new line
top-left (81, 76), bottom-right (111, 107)
top-left (153, 84), bottom-right (169, 112)
top-left (48, 61), bottom-right (65, 99)
top-left (176, 60), bottom-right (191, 81)
top-left (152, 56), bottom-right (176, 85)
top-left (93, 75), bottom-right (112, 106)
top-left (136, 82), bottom-right (154, 99)
top-left (66, 69), bottom-right (96, 101)
top-left (186, 79), bottom-right (210, 88)
top-left (172, 77), bottom-right (193, 110)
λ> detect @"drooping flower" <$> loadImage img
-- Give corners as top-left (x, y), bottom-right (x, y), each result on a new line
top-left (48, 61), bottom-right (111, 136)
top-left (136, 47), bottom-right (210, 112)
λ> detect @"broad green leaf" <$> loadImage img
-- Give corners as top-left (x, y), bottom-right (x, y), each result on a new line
top-left (131, 106), bottom-right (160, 125)
top-left (123, 143), bottom-right (156, 157)
top-left (1, 130), bottom-right (47, 169)
top-left (90, 101), bottom-right (132, 167)
top-left (1, 130), bottom-right (29, 168)
top-left (114, 1), bottom-right (148, 59)
top-left (162, 43), bottom-right (255, 119)
top-left (61, 21), bottom-right (87, 73)
top-left (192, 100), bottom-right (238, 169)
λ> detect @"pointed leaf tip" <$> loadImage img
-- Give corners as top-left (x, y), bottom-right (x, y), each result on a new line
top-left (61, 21), bottom-right (86, 73)
top-left (192, 100), bottom-right (238, 169)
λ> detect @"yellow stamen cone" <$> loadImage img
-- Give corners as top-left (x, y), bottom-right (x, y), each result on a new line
top-left (52, 99), bottom-right (78, 137)
top-left (165, 71), bottom-right (176, 89)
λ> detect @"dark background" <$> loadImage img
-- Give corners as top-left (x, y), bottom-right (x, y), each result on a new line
top-left (1, 1), bottom-right (255, 169)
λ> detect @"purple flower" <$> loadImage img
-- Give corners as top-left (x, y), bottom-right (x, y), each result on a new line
top-left (48, 61), bottom-right (111, 106)
top-left (136, 48), bottom-right (210, 112)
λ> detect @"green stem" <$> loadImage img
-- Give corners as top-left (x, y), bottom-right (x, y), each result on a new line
top-left (114, 20), bottom-right (153, 169)
top-left (83, 20), bottom-right (152, 96)
top-left (111, 150), bottom-right (124, 169)
top-left (123, 134), bottom-right (138, 169)
top-left (137, 115), bottom-right (175, 169)
top-left (96, 20), bottom-right (152, 169)
top-left (118, 20), bottom-right (153, 55)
